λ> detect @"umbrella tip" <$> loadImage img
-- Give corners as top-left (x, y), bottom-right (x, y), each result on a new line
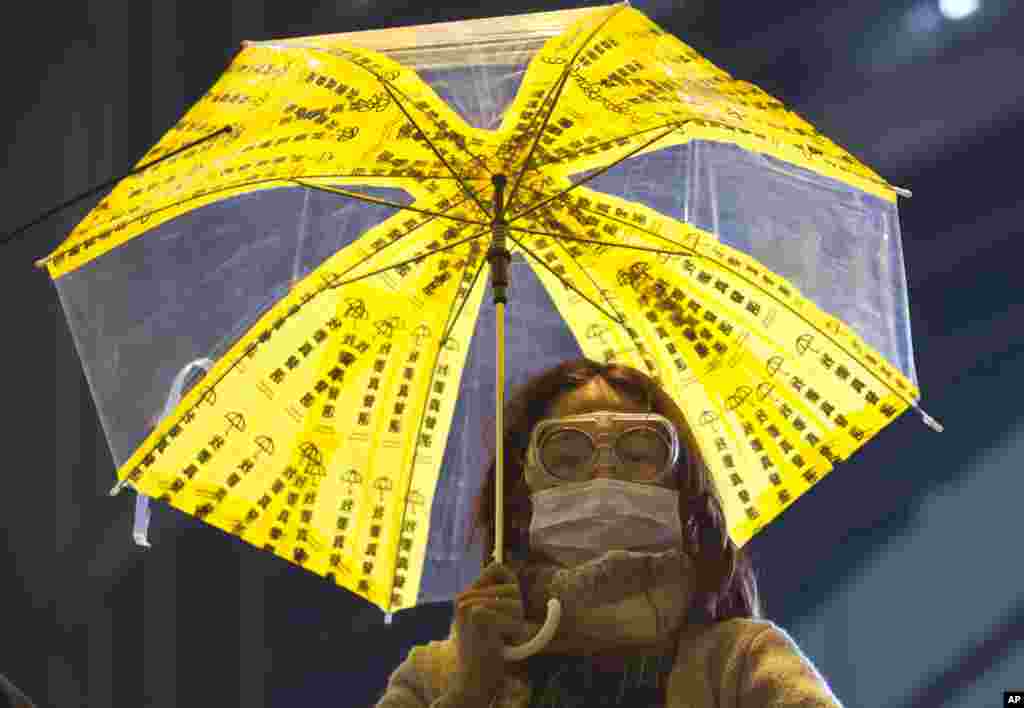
top-left (915, 405), bottom-right (943, 433)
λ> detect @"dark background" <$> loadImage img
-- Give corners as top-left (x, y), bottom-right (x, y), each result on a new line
top-left (3, 1), bottom-right (1023, 706)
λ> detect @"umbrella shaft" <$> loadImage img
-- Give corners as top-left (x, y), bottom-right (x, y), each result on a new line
top-left (495, 299), bottom-right (505, 565)
top-left (489, 173), bottom-right (510, 566)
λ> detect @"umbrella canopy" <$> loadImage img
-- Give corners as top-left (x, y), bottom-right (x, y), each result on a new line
top-left (37, 4), bottom-right (936, 617)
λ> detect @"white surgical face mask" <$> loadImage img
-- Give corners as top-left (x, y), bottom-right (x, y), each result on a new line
top-left (528, 477), bottom-right (682, 567)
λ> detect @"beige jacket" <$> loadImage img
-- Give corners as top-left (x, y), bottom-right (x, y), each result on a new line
top-left (375, 550), bottom-right (843, 708)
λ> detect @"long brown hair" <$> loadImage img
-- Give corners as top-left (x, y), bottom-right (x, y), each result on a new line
top-left (467, 357), bottom-right (762, 622)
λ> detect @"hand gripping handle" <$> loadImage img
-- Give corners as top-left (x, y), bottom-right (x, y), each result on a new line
top-left (501, 597), bottom-right (562, 661)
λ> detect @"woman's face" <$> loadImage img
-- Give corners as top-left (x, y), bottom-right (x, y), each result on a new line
top-left (533, 377), bottom-right (677, 491)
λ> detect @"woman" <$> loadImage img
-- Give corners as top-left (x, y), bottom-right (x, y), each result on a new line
top-left (376, 358), bottom-right (843, 707)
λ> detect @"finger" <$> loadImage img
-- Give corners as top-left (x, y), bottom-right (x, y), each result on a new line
top-left (454, 602), bottom-right (489, 638)
top-left (459, 582), bottom-right (518, 597)
top-left (477, 562), bottom-right (517, 586)
top-left (457, 583), bottom-right (520, 602)
top-left (456, 597), bottom-right (524, 620)
top-left (465, 605), bottom-right (530, 644)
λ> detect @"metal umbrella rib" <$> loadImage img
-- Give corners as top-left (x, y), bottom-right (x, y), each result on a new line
top-left (507, 4), bottom-right (629, 202)
top-left (325, 49), bottom-right (496, 216)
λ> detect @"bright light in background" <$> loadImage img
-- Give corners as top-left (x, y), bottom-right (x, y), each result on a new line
top-left (867, 0), bottom-right (996, 74)
top-left (938, 0), bottom-right (980, 20)
top-left (903, 0), bottom-right (981, 36)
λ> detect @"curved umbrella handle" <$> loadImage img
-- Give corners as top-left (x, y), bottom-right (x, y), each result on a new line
top-left (502, 597), bottom-right (562, 661)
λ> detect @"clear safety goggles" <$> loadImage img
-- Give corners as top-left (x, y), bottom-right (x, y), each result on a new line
top-left (524, 411), bottom-right (681, 488)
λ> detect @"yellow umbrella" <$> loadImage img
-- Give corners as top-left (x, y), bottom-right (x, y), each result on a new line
top-left (31, 3), bottom-right (939, 658)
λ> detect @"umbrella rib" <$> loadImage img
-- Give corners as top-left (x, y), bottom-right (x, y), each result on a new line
top-left (438, 251), bottom-right (491, 364)
top-left (295, 173), bottom-right (489, 182)
top-left (686, 243), bottom-right (924, 409)
top-left (524, 212), bottom-right (636, 336)
top-left (313, 188), bottom-right (483, 288)
top-left (512, 210), bottom-right (646, 339)
top-left (292, 179), bottom-right (489, 227)
top-left (517, 211), bottom-right (925, 418)
top-left (507, 224), bottom-right (693, 258)
top-left (378, 81), bottom-right (493, 219)
top-left (4, 126), bottom-right (232, 248)
top-left (326, 51), bottom-right (496, 217)
top-left (522, 209), bottom-right (924, 412)
top-left (505, 231), bottom-right (623, 326)
top-left (509, 180), bottom-right (701, 255)
top-left (507, 124), bottom-right (679, 224)
top-left (39, 175), bottom-right (301, 267)
top-left (506, 67), bottom-right (572, 202)
top-left (525, 121), bottom-right (681, 172)
top-left (126, 233), bottom-right (490, 489)
top-left (330, 228), bottom-right (491, 289)
top-left (507, 4), bottom-right (628, 204)
top-left (386, 240), bottom-right (492, 613)
top-left (383, 79), bottom-right (498, 180)
top-left (38, 171), bottom-right (482, 268)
